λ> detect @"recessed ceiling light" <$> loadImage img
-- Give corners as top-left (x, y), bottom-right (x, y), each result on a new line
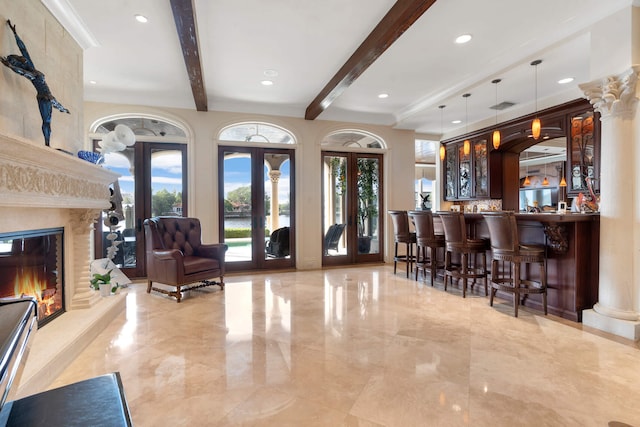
top-left (558, 77), bottom-right (574, 84)
top-left (264, 69), bottom-right (278, 77)
top-left (261, 80), bottom-right (274, 86)
top-left (89, 80), bottom-right (97, 85)
top-left (135, 14), bottom-right (148, 23)
top-left (452, 120), bottom-right (462, 124)
top-left (455, 34), bottom-right (472, 44)
top-left (378, 93), bottom-right (389, 99)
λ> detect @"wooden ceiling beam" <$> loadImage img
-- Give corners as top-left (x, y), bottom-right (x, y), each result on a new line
top-left (305, 0), bottom-right (437, 120)
top-left (170, 0), bottom-right (208, 111)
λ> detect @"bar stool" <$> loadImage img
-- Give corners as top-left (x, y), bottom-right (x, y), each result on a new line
top-left (438, 211), bottom-right (488, 298)
top-left (408, 210), bottom-right (445, 286)
top-left (482, 211), bottom-right (547, 317)
top-left (388, 210), bottom-right (416, 277)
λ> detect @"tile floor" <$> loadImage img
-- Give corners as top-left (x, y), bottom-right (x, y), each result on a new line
top-left (50, 266), bottom-right (640, 426)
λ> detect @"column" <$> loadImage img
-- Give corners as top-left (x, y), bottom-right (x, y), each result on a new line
top-left (68, 209), bottom-right (103, 309)
top-left (580, 66), bottom-right (640, 340)
top-left (269, 170), bottom-right (281, 231)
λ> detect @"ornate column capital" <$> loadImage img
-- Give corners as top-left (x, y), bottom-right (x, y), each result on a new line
top-left (68, 208), bottom-right (102, 232)
top-left (579, 65), bottom-right (640, 119)
top-left (269, 170), bottom-right (282, 183)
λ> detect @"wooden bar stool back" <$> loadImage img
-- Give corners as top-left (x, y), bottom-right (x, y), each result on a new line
top-left (388, 210), bottom-right (416, 277)
top-left (438, 211), bottom-right (488, 297)
top-left (482, 212), bottom-right (547, 317)
top-left (408, 210), bottom-right (445, 285)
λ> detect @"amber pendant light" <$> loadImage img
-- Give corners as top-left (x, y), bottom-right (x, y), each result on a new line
top-left (491, 79), bottom-right (501, 149)
top-left (542, 161), bottom-right (549, 186)
top-left (462, 93), bottom-right (471, 156)
top-left (523, 151), bottom-right (531, 187)
top-left (439, 105), bottom-right (446, 161)
top-left (531, 60), bottom-right (542, 140)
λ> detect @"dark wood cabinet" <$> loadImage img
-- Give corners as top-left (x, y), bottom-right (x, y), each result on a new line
top-left (567, 109), bottom-right (599, 196)
top-left (440, 99), bottom-right (599, 207)
top-left (442, 136), bottom-right (497, 201)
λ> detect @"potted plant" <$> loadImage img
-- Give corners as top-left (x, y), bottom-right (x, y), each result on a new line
top-left (90, 269), bottom-right (117, 296)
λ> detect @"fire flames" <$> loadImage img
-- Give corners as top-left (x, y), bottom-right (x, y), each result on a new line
top-left (13, 269), bottom-right (58, 317)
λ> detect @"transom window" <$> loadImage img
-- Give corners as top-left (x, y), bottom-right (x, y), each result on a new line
top-left (321, 130), bottom-right (385, 149)
top-left (219, 123), bottom-right (295, 144)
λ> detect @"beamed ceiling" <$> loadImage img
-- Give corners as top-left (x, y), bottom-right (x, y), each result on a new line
top-left (48, 0), bottom-right (631, 138)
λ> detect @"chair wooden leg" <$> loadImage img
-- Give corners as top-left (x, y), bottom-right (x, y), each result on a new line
top-left (514, 262), bottom-right (521, 317)
top-left (393, 242), bottom-right (398, 274)
top-left (147, 280), bottom-right (153, 293)
top-left (462, 253), bottom-right (468, 298)
top-left (540, 261), bottom-right (547, 315)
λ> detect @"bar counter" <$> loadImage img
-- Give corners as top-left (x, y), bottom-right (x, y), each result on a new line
top-left (460, 212), bottom-right (600, 322)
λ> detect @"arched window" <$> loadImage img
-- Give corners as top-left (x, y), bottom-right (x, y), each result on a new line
top-left (321, 130), bottom-right (385, 149)
top-left (94, 117), bottom-right (186, 138)
top-left (219, 122), bottom-right (295, 144)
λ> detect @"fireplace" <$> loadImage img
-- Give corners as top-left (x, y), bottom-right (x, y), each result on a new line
top-left (0, 228), bottom-right (64, 327)
top-left (0, 133), bottom-right (125, 398)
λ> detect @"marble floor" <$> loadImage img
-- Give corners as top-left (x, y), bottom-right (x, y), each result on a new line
top-left (50, 266), bottom-right (640, 427)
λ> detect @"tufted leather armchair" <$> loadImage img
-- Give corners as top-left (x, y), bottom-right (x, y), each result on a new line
top-left (143, 216), bottom-right (226, 302)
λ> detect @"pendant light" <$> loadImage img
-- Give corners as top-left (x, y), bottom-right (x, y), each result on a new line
top-left (542, 160), bottom-right (549, 186)
top-left (559, 162), bottom-right (567, 187)
top-left (462, 93), bottom-right (471, 156)
top-left (531, 60), bottom-right (542, 140)
top-left (523, 151), bottom-right (531, 187)
top-left (491, 79), bottom-right (501, 149)
top-left (438, 105), bottom-right (446, 161)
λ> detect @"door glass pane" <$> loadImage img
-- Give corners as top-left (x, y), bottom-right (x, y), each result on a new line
top-left (357, 157), bottom-right (380, 255)
top-left (100, 148), bottom-right (135, 268)
top-left (223, 152), bottom-right (253, 263)
top-left (150, 149), bottom-right (185, 217)
top-left (323, 155), bottom-right (348, 256)
top-left (264, 154), bottom-right (291, 260)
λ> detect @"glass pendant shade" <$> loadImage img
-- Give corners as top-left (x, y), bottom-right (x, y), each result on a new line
top-left (491, 79), bottom-right (501, 149)
top-left (532, 118), bottom-right (541, 139)
top-left (559, 176), bottom-right (567, 187)
top-left (523, 176), bottom-right (531, 186)
top-left (439, 145), bottom-right (445, 161)
top-left (463, 139), bottom-right (470, 156)
top-left (492, 130), bottom-right (501, 149)
top-left (542, 176), bottom-right (549, 186)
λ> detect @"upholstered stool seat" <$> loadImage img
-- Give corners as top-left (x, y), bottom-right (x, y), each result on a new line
top-left (482, 211), bottom-right (547, 317)
top-left (388, 210), bottom-right (417, 277)
top-left (408, 210), bottom-right (445, 285)
top-left (438, 211), bottom-right (488, 298)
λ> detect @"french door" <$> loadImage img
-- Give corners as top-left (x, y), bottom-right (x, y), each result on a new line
top-left (94, 142), bottom-right (188, 278)
top-left (218, 146), bottom-right (295, 272)
top-left (322, 151), bottom-right (383, 266)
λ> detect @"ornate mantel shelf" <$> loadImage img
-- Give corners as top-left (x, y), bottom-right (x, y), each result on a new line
top-left (0, 134), bottom-right (118, 209)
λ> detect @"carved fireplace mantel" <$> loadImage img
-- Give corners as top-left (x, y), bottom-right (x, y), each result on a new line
top-left (0, 133), bottom-right (119, 310)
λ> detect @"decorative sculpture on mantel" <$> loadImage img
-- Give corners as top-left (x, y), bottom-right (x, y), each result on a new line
top-left (0, 20), bottom-right (69, 147)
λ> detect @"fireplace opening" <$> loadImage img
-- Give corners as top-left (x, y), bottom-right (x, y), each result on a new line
top-left (0, 228), bottom-right (64, 327)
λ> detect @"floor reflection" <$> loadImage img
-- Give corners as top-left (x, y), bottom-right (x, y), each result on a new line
top-left (50, 266), bottom-right (640, 426)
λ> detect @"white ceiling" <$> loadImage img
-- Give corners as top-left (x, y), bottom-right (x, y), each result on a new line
top-left (50, 0), bottom-right (630, 139)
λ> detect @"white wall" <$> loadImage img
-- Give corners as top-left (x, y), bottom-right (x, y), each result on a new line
top-left (83, 102), bottom-right (416, 270)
